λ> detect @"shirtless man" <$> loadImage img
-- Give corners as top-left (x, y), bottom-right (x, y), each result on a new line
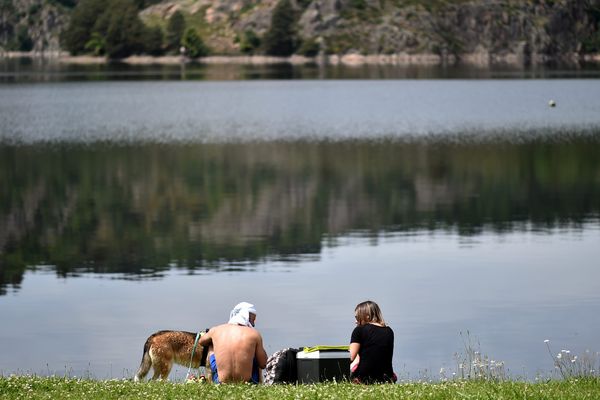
top-left (199, 302), bottom-right (268, 384)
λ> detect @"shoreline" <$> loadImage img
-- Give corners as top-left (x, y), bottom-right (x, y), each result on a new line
top-left (2, 51), bottom-right (600, 67)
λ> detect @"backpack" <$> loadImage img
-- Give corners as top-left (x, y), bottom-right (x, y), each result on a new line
top-left (264, 347), bottom-right (300, 385)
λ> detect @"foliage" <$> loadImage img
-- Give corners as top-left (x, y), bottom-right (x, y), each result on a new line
top-left (102, 0), bottom-right (145, 59)
top-left (142, 25), bottom-right (164, 56)
top-left (263, 0), bottom-right (299, 56)
top-left (166, 11), bottom-right (185, 53)
top-left (14, 25), bottom-right (33, 51)
top-left (340, 0), bottom-right (382, 22)
top-left (239, 30), bottom-right (261, 54)
top-left (133, 0), bottom-right (163, 9)
top-left (582, 4), bottom-right (600, 53)
top-left (83, 32), bottom-right (105, 55)
top-left (48, 0), bottom-right (78, 8)
top-left (324, 32), bottom-right (358, 54)
top-left (0, 0), bottom-right (16, 49)
top-left (181, 28), bottom-right (208, 58)
top-left (297, 36), bottom-right (320, 57)
top-left (0, 376), bottom-right (600, 399)
top-left (61, 0), bottom-right (106, 55)
top-left (62, 0), bottom-right (146, 58)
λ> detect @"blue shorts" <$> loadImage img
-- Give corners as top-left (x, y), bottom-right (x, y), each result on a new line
top-left (209, 354), bottom-right (260, 384)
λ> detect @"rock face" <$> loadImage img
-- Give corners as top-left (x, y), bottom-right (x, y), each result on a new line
top-left (0, 0), bottom-right (70, 55)
top-left (1, 0), bottom-right (599, 64)
top-left (297, 0), bottom-right (599, 64)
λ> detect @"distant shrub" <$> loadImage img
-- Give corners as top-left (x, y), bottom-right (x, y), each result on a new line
top-left (28, 4), bottom-right (41, 15)
top-left (239, 29), bottom-right (261, 54)
top-left (142, 25), bottom-right (164, 56)
top-left (582, 32), bottom-right (600, 53)
top-left (62, 0), bottom-right (145, 59)
top-left (166, 11), bottom-right (185, 52)
top-left (103, 0), bottom-right (145, 59)
top-left (181, 28), bottom-right (208, 58)
top-left (48, 0), bottom-right (77, 8)
top-left (298, 37), bottom-right (320, 57)
top-left (83, 32), bottom-right (105, 55)
top-left (61, 0), bottom-right (106, 55)
top-left (263, 0), bottom-right (299, 56)
top-left (16, 25), bottom-right (33, 51)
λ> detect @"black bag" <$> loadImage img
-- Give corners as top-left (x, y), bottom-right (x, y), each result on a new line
top-left (264, 347), bottom-right (300, 384)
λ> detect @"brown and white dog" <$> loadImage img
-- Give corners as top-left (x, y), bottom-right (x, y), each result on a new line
top-left (134, 330), bottom-right (210, 381)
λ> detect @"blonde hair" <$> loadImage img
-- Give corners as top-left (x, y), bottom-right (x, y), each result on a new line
top-left (354, 300), bottom-right (386, 326)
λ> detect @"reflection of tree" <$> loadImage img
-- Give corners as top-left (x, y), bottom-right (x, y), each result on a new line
top-left (1, 137), bottom-right (600, 293)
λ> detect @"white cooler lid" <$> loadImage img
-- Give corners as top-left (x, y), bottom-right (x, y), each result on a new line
top-left (297, 350), bottom-right (350, 359)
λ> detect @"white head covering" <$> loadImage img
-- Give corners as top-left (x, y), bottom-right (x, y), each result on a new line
top-left (228, 302), bottom-right (257, 327)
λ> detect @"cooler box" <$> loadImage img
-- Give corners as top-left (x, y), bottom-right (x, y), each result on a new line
top-left (296, 346), bottom-right (350, 383)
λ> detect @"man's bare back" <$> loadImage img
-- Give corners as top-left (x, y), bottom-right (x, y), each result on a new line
top-left (199, 323), bottom-right (268, 383)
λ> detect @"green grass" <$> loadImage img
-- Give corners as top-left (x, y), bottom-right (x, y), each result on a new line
top-left (1, 376), bottom-right (599, 399)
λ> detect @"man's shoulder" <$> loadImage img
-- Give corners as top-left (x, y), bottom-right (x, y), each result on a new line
top-left (213, 323), bottom-right (260, 334)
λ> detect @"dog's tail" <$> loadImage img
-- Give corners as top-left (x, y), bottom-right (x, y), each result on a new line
top-left (134, 335), bottom-right (154, 382)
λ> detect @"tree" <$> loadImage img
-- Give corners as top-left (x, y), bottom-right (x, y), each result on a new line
top-left (166, 11), bottom-right (185, 52)
top-left (15, 25), bottom-right (33, 51)
top-left (263, 0), bottom-right (298, 56)
top-left (0, 0), bottom-right (17, 48)
top-left (181, 28), bottom-right (208, 58)
top-left (84, 32), bottom-right (105, 55)
top-left (142, 25), bottom-right (164, 56)
top-left (106, 1), bottom-right (145, 58)
top-left (62, 0), bottom-right (146, 59)
top-left (239, 29), bottom-right (261, 54)
top-left (61, 0), bottom-right (105, 55)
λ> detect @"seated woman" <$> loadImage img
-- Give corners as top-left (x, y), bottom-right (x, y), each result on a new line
top-left (349, 300), bottom-right (396, 384)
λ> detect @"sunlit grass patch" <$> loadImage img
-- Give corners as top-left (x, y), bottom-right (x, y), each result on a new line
top-left (1, 376), bottom-right (600, 400)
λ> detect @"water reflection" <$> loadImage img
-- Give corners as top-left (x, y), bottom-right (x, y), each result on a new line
top-left (1, 138), bottom-right (599, 294)
top-left (3, 58), bottom-right (600, 82)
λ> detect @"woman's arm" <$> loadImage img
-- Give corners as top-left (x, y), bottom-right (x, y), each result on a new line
top-left (349, 342), bottom-right (360, 362)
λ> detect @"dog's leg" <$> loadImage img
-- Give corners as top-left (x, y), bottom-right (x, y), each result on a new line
top-left (151, 360), bottom-right (171, 380)
top-left (149, 347), bottom-right (172, 380)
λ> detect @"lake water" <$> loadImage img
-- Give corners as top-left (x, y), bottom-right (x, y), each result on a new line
top-left (1, 61), bottom-right (599, 381)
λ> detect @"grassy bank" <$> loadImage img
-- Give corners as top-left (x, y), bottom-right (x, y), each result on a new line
top-left (1, 376), bottom-right (599, 400)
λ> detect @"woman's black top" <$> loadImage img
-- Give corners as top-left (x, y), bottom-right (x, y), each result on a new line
top-left (350, 324), bottom-right (395, 383)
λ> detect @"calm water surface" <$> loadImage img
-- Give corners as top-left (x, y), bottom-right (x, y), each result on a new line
top-left (0, 64), bottom-right (599, 380)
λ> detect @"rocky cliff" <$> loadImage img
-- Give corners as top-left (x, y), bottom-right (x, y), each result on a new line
top-left (2, 0), bottom-right (599, 64)
top-left (0, 0), bottom-right (71, 54)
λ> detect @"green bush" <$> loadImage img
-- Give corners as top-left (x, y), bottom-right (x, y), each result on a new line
top-left (263, 0), bottom-right (298, 56)
top-left (582, 31), bottom-right (600, 53)
top-left (15, 25), bottom-right (33, 51)
top-left (103, 0), bottom-right (145, 59)
top-left (84, 32), bottom-right (105, 55)
top-left (181, 28), bottom-right (208, 58)
top-left (166, 11), bottom-right (185, 52)
top-left (143, 25), bottom-right (164, 56)
top-left (48, 0), bottom-right (77, 8)
top-left (62, 0), bottom-right (146, 59)
top-left (239, 29), bottom-right (261, 54)
top-left (61, 0), bottom-right (106, 55)
top-left (298, 36), bottom-right (320, 57)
